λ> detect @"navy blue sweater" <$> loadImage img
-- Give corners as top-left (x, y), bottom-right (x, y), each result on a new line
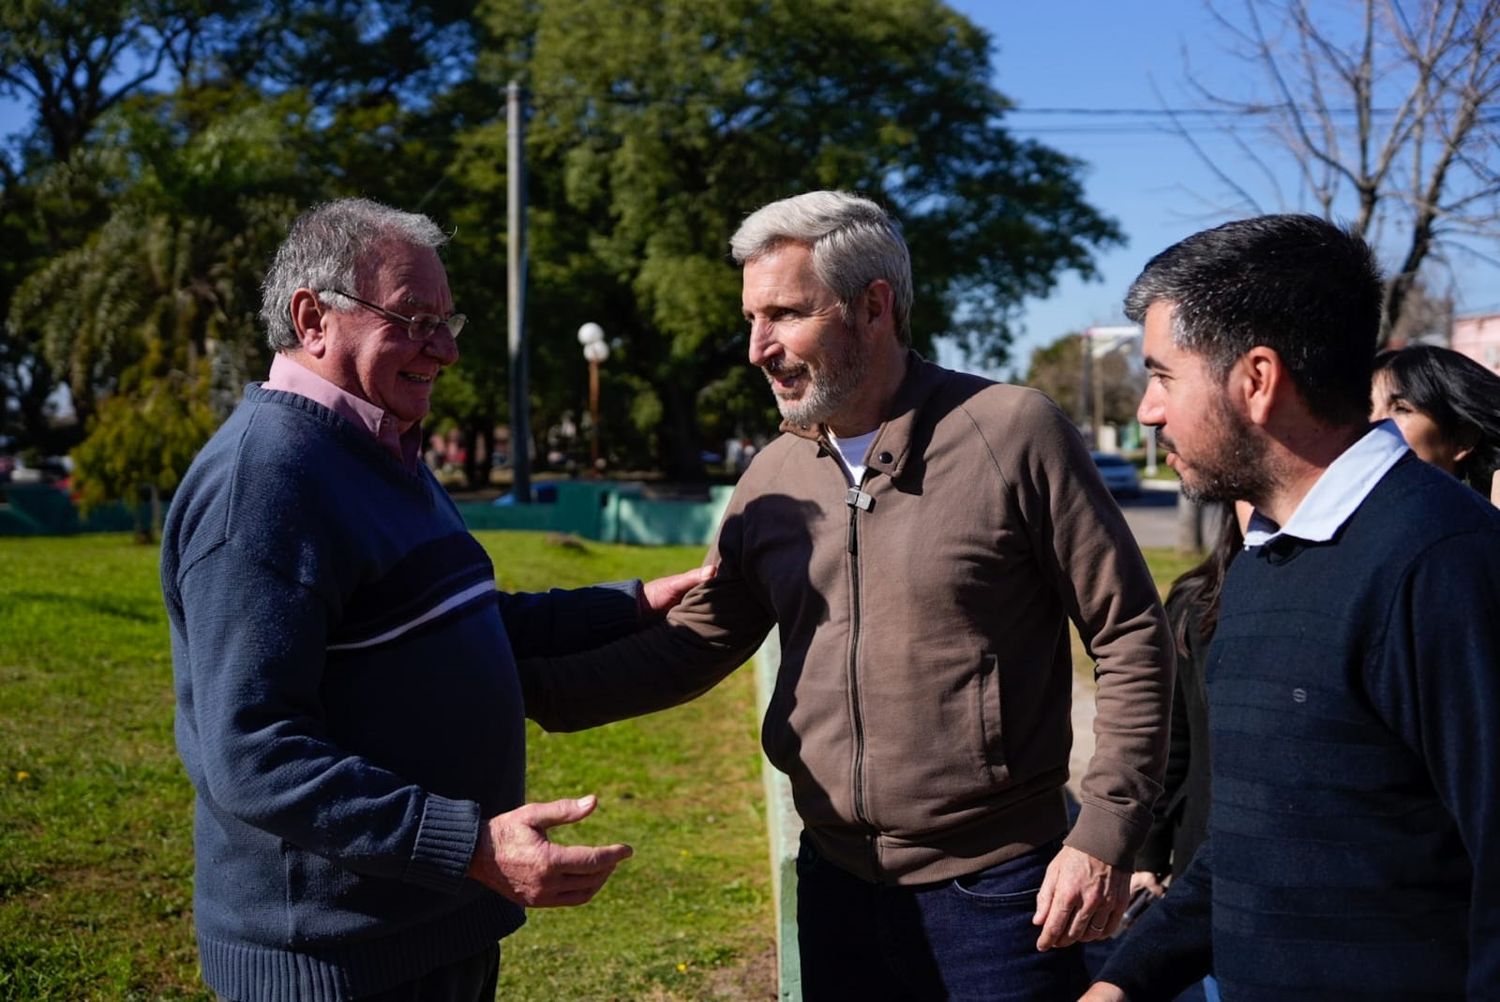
top-left (1101, 454), bottom-right (1500, 1000)
top-left (162, 386), bottom-right (642, 1001)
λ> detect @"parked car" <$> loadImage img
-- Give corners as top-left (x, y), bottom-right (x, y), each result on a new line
top-left (1090, 451), bottom-right (1141, 499)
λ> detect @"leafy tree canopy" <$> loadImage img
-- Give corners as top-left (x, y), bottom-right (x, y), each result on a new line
top-left (454, 0), bottom-right (1122, 474)
top-left (1023, 331), bottom-right (1145, 430)
top-left (3, 0), bottom-right (1123, 490)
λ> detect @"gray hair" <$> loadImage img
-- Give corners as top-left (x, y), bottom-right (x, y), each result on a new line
top-left (261, 197), bottom-right (450, 351)
top-left (730, 190), bottom-right (913, 346)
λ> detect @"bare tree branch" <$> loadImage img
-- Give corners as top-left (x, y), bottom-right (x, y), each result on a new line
top-left (1151, 73), bottom-right (1269, 214)
top-left (1180, 0), bottom-right (1500, 342)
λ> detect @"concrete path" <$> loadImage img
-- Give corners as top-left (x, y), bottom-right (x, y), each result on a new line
top-left (1117, 482), bottom-right (1180, 550)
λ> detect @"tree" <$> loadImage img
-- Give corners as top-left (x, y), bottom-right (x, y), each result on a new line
top-left (5, 87), bottom-right (312, 533)
top-left (70, 365), bottom-right (219, 541)
top-left (227, 0), bottom-right (478, 107)
top-left (1022, 332), bottom-right (1145, 430)
top-left (0, 0), bottom-right (248, 455)
top-left (1181, 0), bottom-right (1500, 341)
top-left (1385, 276), bottom-right (1455, 345)
top-left (0, 1), bottom-right (478, 462)
top-left (9, 91), bottom-right (308, 416)
top-left (0, 0), bottom-right (235, 168)
top-left (458, 0), bottom-right (1123, 477)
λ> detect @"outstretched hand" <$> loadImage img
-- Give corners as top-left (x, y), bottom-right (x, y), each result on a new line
top-left (467, 794), bottom-right (632, 908)
top-left (641, 563), bottom-right (717, 619)
top-left (1033, 845), bottom-right (1130, 949)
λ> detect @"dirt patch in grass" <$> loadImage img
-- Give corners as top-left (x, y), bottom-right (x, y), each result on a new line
top-left (703, 939), bottom-right (778, 999)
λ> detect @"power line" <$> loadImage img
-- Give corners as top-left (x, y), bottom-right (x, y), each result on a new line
top-left (1007, 106), bottom-right (1402, 117)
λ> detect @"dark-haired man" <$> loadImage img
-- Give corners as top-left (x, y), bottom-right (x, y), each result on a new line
top-left (1085, 215), bottom-right (1500, 1001)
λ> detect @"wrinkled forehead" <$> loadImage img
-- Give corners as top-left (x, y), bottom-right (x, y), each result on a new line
top-left (356, 239), bottom-right (452, 309)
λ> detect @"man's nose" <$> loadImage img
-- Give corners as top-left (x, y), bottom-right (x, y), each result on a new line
top-left (424, 329), bottom-right (460, 366)
top-left (1137, 381), bottom-right (1163, 428)
top-left (747, 319), bottom-right (778, 367)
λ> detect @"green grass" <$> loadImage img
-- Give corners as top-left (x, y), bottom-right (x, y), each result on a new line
top-left (1144, 548), bottom-right (1201, 597)
top-left (0, 535), bottom-right (199, 1000)
top-left (0, 531), bottom-right (1195, 1000)
top-left (0, 532), bottom-right (772, 1001)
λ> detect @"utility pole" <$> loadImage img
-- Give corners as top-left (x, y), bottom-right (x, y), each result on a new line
top-left (507, 80), bottom-right (532, 503)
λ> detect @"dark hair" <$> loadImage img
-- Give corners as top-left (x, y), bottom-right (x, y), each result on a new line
top-left (1373, 344), bottom-right (1500, 494)
top-left (1125, 214), bottom-right (1383, 427)
top-left (1166, 502), bottom-right (1244, 656)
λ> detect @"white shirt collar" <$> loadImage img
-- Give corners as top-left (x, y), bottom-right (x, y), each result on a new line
top-left (1243, 420), bottom-right (1409, 547)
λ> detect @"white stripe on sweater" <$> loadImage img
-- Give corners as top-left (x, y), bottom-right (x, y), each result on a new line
top-left (326, 579), bottom-right (496, 652)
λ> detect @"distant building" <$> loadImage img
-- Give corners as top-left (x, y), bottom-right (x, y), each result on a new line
top-left (1451, 314), bottom-right (1500, 376)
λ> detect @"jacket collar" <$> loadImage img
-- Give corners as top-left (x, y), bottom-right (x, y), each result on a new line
top-left (779, 350), bottom-right (946, 481)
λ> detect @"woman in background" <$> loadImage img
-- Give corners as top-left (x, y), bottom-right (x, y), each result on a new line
top-left (1132, 503), bottom-right (1245, 894)
top-left (1371, 345), bottom-right (1500, 503)
top-left (1126, 501), bottom-right (1249, 1002)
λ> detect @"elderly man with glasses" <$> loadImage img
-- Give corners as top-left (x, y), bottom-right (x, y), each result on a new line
top-left (161, 198), bottom-right (707, 1002)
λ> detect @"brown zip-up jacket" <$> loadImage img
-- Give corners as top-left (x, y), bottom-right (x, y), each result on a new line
top-left (521, 354), bottom-right (1174, 884)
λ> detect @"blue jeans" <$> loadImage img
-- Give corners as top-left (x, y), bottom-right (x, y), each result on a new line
top-left (796, 835), bottom-right (1087, 1001)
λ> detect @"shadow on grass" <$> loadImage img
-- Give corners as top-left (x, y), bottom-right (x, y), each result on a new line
top-left (7, 590), bottom-right (161, 624)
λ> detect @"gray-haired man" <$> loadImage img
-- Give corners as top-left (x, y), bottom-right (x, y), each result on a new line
top-left (520, 190), bottom-right (1175, 1000)
top-left (163, 197), bottom-right (705, 1001)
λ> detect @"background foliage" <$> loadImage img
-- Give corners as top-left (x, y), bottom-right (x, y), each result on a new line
top-left (1023, 331), bottom-right (1147, 431)
top-left (0, 0), bottom-right (1121, 492)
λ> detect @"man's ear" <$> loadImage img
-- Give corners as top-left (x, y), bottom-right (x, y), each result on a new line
top-left (857, 279), bottom-right (896, 340)
top-left (289, 289), bottom-right (327, 357)
top-left (1236, 345), bottom-right (1287, 426)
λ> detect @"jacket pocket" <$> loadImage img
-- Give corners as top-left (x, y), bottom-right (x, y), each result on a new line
top-left (760, 673), bottom-right (794, 773)
top-left (977, 653), bottom-right (1010, 786)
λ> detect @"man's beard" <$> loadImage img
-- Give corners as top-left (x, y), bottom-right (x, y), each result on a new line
top-left (1164, 395), bottom-right (1273, 506)
top-left (764, 322), bottom-right (868, 427)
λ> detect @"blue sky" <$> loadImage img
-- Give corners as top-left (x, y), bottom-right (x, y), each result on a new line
top-left (951, 0), bottom-right (1500, 375)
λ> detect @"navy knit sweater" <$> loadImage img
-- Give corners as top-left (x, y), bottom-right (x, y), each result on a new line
top-left (1101, 453), bottom-right (1500, 1001)
top-left (162, 386), bottom-right (642, 1002)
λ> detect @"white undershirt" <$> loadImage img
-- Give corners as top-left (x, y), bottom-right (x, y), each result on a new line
top-left (828, 429), bottom-right (879, 486)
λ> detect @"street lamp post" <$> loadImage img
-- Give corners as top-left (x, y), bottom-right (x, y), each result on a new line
top-left (577, 322), bottom-right (609, 470)
top-left (1080, 324), bottom-right (1142, 451)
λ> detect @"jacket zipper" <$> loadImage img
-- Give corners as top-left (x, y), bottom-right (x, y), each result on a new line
top-left (843, 469), bottom-right (877, 871)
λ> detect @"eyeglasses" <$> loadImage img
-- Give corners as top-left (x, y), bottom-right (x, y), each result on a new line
top-left (324, 289), bottom-right (467, 341)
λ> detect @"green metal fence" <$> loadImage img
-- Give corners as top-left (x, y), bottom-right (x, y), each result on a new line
top-left (2, 479), bottom-right (734, 547)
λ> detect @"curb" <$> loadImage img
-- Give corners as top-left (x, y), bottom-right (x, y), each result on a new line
top-left (753, 632), bottom-right (802, 1001)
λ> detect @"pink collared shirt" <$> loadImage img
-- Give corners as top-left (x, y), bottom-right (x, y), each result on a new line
top-left (264, 353), bottom-right (424, 472)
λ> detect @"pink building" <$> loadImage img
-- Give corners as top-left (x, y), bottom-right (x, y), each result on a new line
top-left (1451, 313), bottom-right (1500, 376)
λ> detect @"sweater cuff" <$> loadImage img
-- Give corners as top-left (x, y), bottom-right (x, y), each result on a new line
top-left (573, 580), bottom-right (645, 646)
top-left (1064, 801), bottom-right (1147, 869)
top-left (405, 794), bottom-right (481, 894)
